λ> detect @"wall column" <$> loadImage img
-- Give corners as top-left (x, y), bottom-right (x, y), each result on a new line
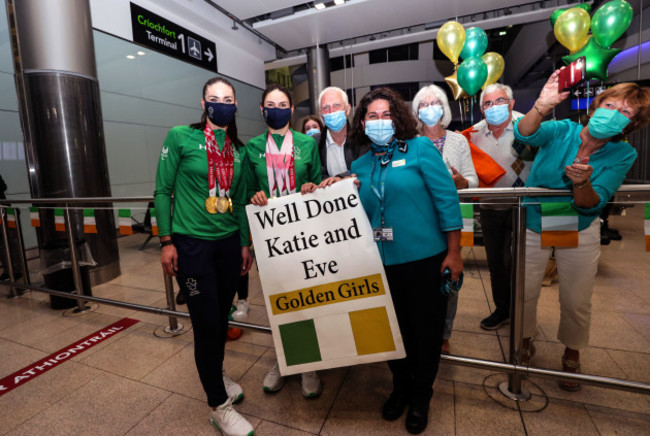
top-left (307, 45), bottom-right (331, 114)
top-left (6, 0), bottom-right (120, 284)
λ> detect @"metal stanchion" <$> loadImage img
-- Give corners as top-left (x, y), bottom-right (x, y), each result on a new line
top-left (13, 208), bottom-right (31, 286)
top-left (64, 206), bottom-right (90, 313)
top-left (499, 198), bottom-right (531, 401)
top-left (0, 207), bottom-right (17, 298)
top-left (163, 273), bottom-right (184, 334)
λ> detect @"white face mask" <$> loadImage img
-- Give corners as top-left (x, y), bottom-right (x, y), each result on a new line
top-left (364, 119), bottom-right (395, 146)
top-left (418, 105), bottom-right (443, 126)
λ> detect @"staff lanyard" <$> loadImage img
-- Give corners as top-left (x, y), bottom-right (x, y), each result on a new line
top-left (370, 159), bottom-right (390, 227)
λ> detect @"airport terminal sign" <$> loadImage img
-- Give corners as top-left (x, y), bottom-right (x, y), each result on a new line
top-left (247, 179), bottom-right (405, 376)
top-left (130, 3), bottom-right (217, 72)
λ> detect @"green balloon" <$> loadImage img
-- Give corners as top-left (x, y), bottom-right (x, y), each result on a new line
top-left (550, 8), bottom-right (566, 28)
top-left (591, 0), bottom-right (634, 48)
top-left (457, 57), bottom-right (488, 97)
top-left (562, 38), bottom-right (622, 81)
top-left (574, 3), bottom-right (592, 14)
top-left (460, 27), bottom-right (488, 60)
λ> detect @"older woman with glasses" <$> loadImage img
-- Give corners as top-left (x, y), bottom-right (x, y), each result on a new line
top-left (412, 84), bottom-right (478, 190)
top-left (412, 84), bottom-right (477, 355)
top-left (515, 70), bottom-right (650, 391)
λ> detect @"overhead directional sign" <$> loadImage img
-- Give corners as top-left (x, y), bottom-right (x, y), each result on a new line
top-left (130, 3), bottom-right (217, 72)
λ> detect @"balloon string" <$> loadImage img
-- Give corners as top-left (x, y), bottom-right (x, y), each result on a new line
top-left (470, 96), bottom-right (474, 126)
top-left (586, 81), bottom-right (590, 117)
top-left (459, 100), bottom-right (464, 125)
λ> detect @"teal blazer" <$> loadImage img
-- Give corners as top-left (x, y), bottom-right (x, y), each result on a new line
top-left (352, 136), bottom-right (463, 266)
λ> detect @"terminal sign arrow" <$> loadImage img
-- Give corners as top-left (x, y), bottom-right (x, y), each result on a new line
top-left (204, 47), bottom-right (214, 62)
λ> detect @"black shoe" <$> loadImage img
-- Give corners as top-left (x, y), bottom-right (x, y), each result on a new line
top-left (405, 400), bottom-right (429, 434)
top-left (601, 227), bottom-right (622, 241)
top-left (0, 272), bottom-right (21, 281)
top-left (175, 291), bottom-right (186, 305)
top-left (480, 310), bottom-right (510, 330)
top-left (382, 391), bottom-right (409, 421)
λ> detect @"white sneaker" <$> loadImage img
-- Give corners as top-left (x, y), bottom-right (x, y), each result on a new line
top-left (232, 299), bottom-right (250, 322)
top-left (300, 371), bottom-right (322, 398)
top-left (209, 398), bottom-right (254, 436)
top-left (223, 369), bottom-right (244, 404)
top-left (263, 362), bottom-right (284, 393)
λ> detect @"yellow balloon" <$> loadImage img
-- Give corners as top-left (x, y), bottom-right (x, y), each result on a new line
top-left (554, 8), bottom-right (590, 52)
top-left (570, 34), bottom-right (591, 54)
top-left (481, 52), bottom-right (505, 90)
top-left (437, 21), bottom-right (465, 64)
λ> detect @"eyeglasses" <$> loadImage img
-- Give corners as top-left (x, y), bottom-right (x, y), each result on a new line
top-left (418, 100), bottom-right (443, 109)
top-left (482, 97), bottom-right (509, 110)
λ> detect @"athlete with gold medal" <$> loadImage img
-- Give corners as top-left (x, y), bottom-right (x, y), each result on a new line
top-left (154, 77), bottom-right (254, 435)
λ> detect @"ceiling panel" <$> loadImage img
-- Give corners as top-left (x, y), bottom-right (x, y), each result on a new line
top-left (215, 0), bottom-right (311, 20)
top-left (252, 0), bottom-right (533, 51)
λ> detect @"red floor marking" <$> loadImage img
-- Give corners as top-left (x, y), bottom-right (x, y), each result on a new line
top-left (0, 317), bottom-right (139, 397)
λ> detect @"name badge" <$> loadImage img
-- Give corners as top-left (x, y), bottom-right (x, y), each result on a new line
top-left (392, 159), bottom-right (405, 168)
top-left (373, 227), bottom-right (394, 242)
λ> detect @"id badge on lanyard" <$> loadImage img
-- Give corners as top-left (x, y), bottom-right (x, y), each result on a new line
top-left (370, 160), bottom-right (393, 242)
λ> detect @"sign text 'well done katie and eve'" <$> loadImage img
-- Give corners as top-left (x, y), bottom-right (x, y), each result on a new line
top-left (247, 179), bottom-right (405, 376)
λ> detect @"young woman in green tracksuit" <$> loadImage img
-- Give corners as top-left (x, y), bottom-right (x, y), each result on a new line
top-left (243, 83), bottom-right (323, 398)
top-left (154, 77), bottom-right (254, 436)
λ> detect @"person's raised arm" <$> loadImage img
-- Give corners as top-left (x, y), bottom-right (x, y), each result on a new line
top-left (517, 69), bottom-right (570, 137)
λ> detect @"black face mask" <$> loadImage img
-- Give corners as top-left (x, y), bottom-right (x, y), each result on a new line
top-left (205, 101), bottom-right (237, 127)
top-left (262, 107), bottom-right (292, 130)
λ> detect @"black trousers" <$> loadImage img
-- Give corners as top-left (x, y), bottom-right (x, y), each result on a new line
top-left (479, 208), bottom-right (513, 315)
top-left (385, 252), bottom-right (447, 403)
top-left (237, 272), bottom-right (249, 300)
top-left (173, 233), bottom-right (241, 407)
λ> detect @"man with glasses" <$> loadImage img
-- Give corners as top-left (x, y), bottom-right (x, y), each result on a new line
top-left (313, 86), bottom-right (367, 178)
top-left (465, 84), bottom-right (532, 331)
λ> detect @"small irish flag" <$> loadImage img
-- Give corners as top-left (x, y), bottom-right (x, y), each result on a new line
top-left (83, 209), bottom-right (97, 233)
top-left (6, 208), bottom-right (16, 228)
top-left (541, 202), bottom-right (578, 247)
top-left (150, 208), bottom-right (158, 236)
top-left (460, 203), bottom-right (474, 247)
top-left (118, 209), bottom-right (133, 235)
top-left (30, 207), bottom-right (40, 227)
top-left (279, 306), bottom-right (396, 368)
top-left (645, 203), bottom-right (650, 251)
top-left (54, 208), bottom-right (65, 232)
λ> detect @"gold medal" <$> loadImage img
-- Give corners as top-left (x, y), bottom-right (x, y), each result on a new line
top-left (216, 196), bottom-right (229, 214)
top-left (228, 197), bottom-right (233, 213)
top-left (205, 196), bottom-right (217, 214)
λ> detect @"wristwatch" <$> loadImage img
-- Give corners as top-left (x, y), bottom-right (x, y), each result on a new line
top-left (160, 240), bottom-right (174, 248)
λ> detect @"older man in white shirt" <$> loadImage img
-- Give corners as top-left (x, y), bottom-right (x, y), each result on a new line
top-left (469, 83), bottom-right (534, 331)
top-left (313, 86), bottom-right (367, 178)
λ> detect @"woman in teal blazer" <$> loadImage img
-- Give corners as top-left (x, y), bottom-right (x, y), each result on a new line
top-left (349, 87), bottom-right (463, 435)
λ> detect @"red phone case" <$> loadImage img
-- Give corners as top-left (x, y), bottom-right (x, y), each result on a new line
top-left (558, 57), bottom-right (586, 92)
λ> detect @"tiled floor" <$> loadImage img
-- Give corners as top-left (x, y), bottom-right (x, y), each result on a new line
top-left (0, 206), bottom-right (648, 435)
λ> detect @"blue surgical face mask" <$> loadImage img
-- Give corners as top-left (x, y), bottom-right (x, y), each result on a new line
top-left (418, 105), bottom-right (444, 126)
top-left (588, 108), bottom-right (631, 139)
top-left (365, 119), bottom-right (395, 146)
top-left (323, 110), bottom-right (347, 132)
top-left (205, 102), bottom-right (237, 127)
top-left (263, 107), bottom-right (292, 130)
top-left (305, 128), bottom-right (320, 137)
top-left (484, 103), bottom-right (510, 126)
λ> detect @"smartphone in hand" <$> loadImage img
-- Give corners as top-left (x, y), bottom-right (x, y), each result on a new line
top-left (558, 57), bottom-right (586, 92)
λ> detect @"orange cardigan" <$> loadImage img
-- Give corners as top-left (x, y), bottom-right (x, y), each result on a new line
top-left (460, 127), bottom-right (506, 188)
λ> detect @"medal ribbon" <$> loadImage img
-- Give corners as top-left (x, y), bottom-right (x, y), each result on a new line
top-left (204, 125), bottom-right (234, 197)
top-left (265, 130), bottom-right (296, 197)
